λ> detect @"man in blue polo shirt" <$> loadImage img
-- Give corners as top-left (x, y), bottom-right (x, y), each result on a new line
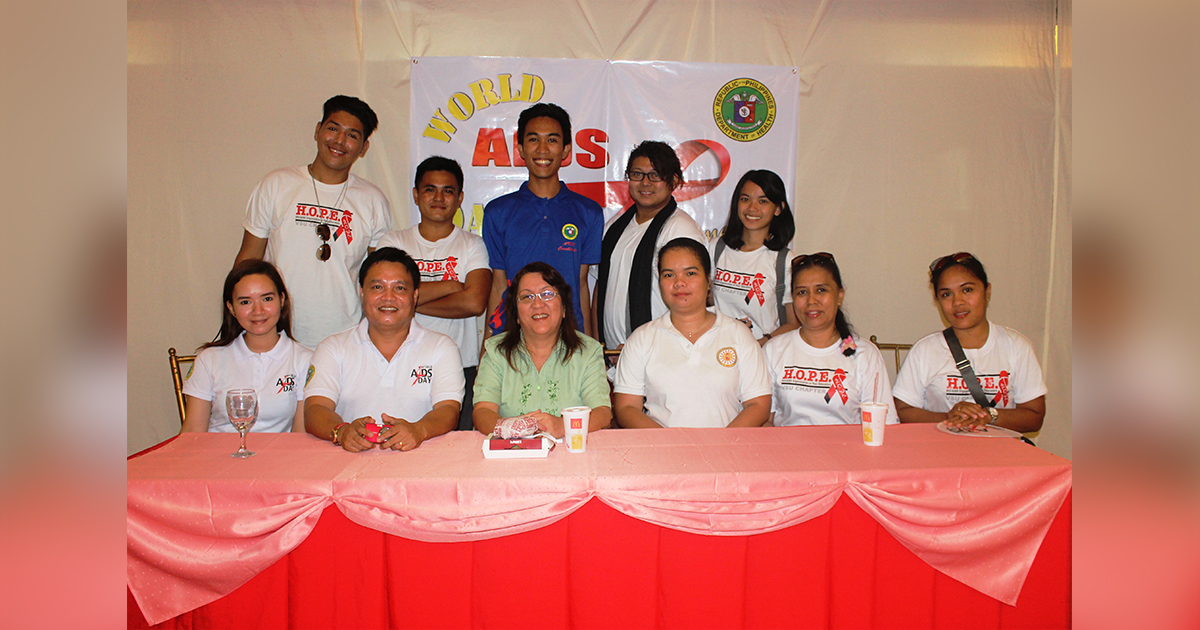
top-left (482, 103), bottom-right (603, 340)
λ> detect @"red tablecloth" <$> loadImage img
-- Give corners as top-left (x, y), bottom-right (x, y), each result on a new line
top-left (129, 425), bottom-right (1071, 628)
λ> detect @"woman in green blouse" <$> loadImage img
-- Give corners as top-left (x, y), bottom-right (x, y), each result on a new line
top-left (473, 262), bottom-right (612, 437)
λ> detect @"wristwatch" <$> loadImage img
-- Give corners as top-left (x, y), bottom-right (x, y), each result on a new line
top-left (331, 422), bottom-right (349, 446)
top-left (985, 407), bottom-right (999, 424)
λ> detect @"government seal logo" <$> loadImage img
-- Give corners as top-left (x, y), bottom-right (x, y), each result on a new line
top-left (562, 223), bottom-right (578, 240)
top-left (713, 78), bottom-right (776, 142)
top-left (717, 347), bottom-right (738, 367)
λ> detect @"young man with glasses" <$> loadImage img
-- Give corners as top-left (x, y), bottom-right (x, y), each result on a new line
top-left (593, 141), bottom-right (705, 353)
top-left (235, 95), bottom-right (393, 349)
top-left (376, 156), bottom-right (490, 430)
top-left (482, 103), bottom-right (603, 340)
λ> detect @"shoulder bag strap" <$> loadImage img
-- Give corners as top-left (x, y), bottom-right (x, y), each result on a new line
top-left (775, 247), bottom-right (789, 325)
top-left (942, 327), bottom-right (992, 408)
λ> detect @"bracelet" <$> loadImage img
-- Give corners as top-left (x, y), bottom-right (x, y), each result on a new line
top-left (761, 332), bottom-right (772, 341)
top-left (331, 422), bottom-right (350, 446)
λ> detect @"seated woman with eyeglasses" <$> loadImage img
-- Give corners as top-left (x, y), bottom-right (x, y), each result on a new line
top-left (181, 259), bottom-right (312, 434)
top-left (763, 252), bottom-right (898, 426)
top-left (473, 262), bottom-right (612, 437)
top-left (893, 252), bottom-right (1047, 432)
top-left (614, 238), bottom-right (772, 428)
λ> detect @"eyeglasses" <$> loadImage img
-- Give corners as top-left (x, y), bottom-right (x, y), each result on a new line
top-left (315, 224), bottom-right (331, 261)
top-left (516, 289), bottom-right (559, 304)
top-left (929, 252), bottom-right (976, 274)
top-left (626, 170), bottom-right (664, 183)
top-left (792, 251), bottom-right (835, 266)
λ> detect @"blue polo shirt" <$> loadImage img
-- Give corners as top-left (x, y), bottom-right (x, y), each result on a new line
top-left (483, 181), bottom-right (603, 333)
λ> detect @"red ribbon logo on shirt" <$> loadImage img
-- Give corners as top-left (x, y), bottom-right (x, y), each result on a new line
top-left (744, 272), bottom-right (766, 306)
top-left (824, 368), bottom-right (848, 404)
top-left (991, 370), bottom-right (1010, 407)
top-left (442, 256), bottom-right (458, 281)
top-left (334, 209), bottom-right (354, 244)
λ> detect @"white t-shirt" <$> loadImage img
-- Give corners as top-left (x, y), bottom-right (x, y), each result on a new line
top-left (600, 209), bottom-right (706, 349)
top-left (764, 332), bottom-right (899, 426)
top-left (182, 332), bottom-right (313, 433)
top-left (710, 239), bottom-right (792, 340)
top-left (243, 166), bottom-right (393, 349)
top-left (892, 322), bottom-right (1048, 412)
top-left (614, 311), bottom-right (772, 428)
top-left (305, 319), bottom-right (465, 425)
top-left (376, 225), bottom-right (490, 368)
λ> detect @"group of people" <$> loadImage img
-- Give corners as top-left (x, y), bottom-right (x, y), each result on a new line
top-left (180, 95), bottom-right (1048, 451)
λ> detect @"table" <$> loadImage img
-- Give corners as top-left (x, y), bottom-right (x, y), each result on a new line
top-left (128, 425), bottom-right (1071, 628)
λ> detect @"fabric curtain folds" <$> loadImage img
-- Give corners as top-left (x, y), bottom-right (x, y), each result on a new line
top-left (128, 428), bottom-right (1071, 625)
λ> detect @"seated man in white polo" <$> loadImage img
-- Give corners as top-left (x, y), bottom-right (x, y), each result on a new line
top-left (305, 247), bottom-right (464, 452)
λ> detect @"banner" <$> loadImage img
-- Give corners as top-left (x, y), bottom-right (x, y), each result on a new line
top-left (410, 57), bottom-right (799, 240)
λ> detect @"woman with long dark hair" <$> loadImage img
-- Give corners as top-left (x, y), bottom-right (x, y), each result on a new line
top-left (710, 170), bottom-right (799, 346)
top-left (180, 259), bottom-right (311, 433)
top-left (894, 252), bottom-right (1046, 432)
top-left (473, 262), bottom-right (611, 437)
top-left (763, 252), bottom-right (897, 426)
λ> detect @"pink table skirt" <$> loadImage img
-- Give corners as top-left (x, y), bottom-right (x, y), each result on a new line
top-left (128, 425), bottom-right (1071, 625)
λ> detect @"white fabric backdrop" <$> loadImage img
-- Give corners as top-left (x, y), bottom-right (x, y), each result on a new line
top-left (127, 0), bottom-right (1071, 459)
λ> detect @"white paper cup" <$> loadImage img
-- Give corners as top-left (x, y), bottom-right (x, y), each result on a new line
top-left (562, 407), bottom-right (590, 453)
top-left (861, 402), bottom-right (888, 446)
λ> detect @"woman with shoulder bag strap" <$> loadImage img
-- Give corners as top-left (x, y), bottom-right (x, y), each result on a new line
top-left (892, 252), bottom-right (1047, 434)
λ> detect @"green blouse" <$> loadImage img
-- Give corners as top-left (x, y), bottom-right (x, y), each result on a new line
top-left (474, 333), bottom-right (610, 418)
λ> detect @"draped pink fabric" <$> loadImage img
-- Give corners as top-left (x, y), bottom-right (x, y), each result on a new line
top-left (128, 425), bottom-right (1071, 625)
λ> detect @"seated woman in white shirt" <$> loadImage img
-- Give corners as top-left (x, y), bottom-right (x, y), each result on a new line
top-left (893, 252), bottom-right (1047, 433)
top-left (614, 238), bottom-right (772, 428)
top-left (763, 252), bottom-right (898, 426)
top-left (181, 259), bottom-right (312, 433)
top-left (710, 169), bottom-right (799, 346)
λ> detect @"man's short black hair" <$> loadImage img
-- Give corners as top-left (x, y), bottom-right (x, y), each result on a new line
top-left (359, 247), bottom-right (421, 290)
top-left (322, 95), bottom-right (379, 139)
top-left (414, 156), bottom-right (464, 192)
top-left (517, 103), bottom-right (571, 145)
top-left (626, 140), bottom-right (684, 188)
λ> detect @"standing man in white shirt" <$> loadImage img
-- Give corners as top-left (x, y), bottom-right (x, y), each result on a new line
top-left (593, 140), bottom-right (706, 353)
top-left (235, 95), bottom-right (393, 349)
top-left (377, 156), bottom-right (490, 430)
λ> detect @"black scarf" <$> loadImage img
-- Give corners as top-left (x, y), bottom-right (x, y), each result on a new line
top-left (595, 198), bottom-right (679, 348)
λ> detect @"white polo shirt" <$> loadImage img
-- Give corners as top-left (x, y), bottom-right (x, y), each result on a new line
top-left (893, 322), bottom-right (1047, 412)
top-left (305, 319), bottom-right (465, 424)
top-left (763, 332), bottom-right (899, 426)
top-left (376, 225), bottom-right (490, 368)
top-left (614, 311), bottom-right (771, 428)
top-left (182, 332), bottom-right (312, 433)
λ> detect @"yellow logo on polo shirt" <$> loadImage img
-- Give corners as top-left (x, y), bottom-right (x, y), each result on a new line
top-left (305, 365), bottom-right (315, 386)
top-left (562, 223), bottom-right (578, 240)
top-left (717, 347), bottom-right (738, 367)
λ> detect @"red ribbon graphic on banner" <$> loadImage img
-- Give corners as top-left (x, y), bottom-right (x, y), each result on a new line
top-left (564, 139), bottom-right (732, 208)
top-left (824, 368), bottom-right (848, 404)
